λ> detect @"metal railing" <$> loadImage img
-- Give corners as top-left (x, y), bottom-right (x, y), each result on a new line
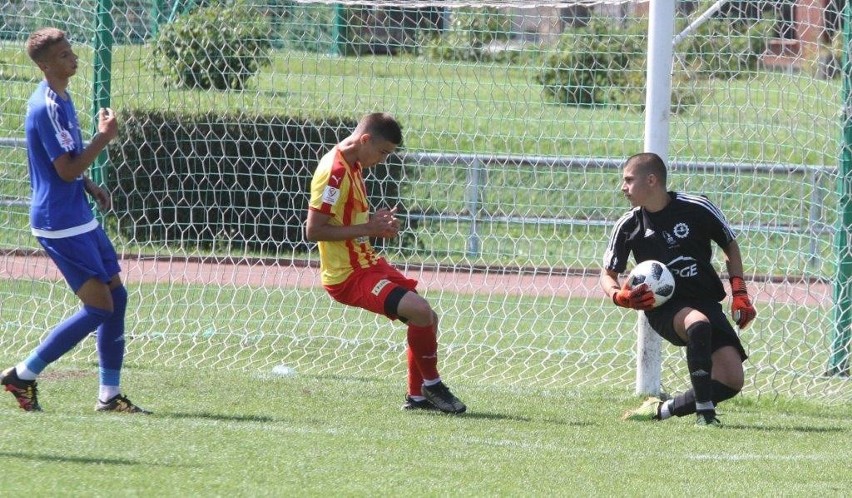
top-left (1, 138), bottom-right (834, 261)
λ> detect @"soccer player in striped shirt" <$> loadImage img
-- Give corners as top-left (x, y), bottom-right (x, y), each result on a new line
top-left (1, 28), bottom-right (149, 413)
top-left (306, 112), bottom-right (466, 413)
top-left (600, 152), bottom-right (756, 427)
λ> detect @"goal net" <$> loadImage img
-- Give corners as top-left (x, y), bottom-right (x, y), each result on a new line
top-left (0, 0), bottom-right (847, 402)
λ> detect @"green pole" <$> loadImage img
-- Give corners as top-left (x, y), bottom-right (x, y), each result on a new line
top-left (151, 0), bottom-right (165, 36)
top-left (168, 0), bottom-right (196, 23)
top-left (830, 0), bottom-right (852, 376)
top-left (330, 4), bottom-right (345, 57)
top-left (90, 0), bottom-right (114, 219)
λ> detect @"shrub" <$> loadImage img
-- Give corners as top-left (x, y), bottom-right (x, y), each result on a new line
top-left (150, 1), bottom-right (273, 90)
top-left (677, 16), bottom-right (773, 79)
top-left (423, 7), bottom-right (514, 62)
top-left (109, 112), bottom-right (409, 256)
top-left (536, 17), bottom-right (698, 111)
top-left (536, 18), bottom-right (647, 107)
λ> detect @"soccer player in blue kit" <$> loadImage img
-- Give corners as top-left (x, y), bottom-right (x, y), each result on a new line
top-left (600, 152), bottom-right (756, 427)
top-left (1, 28), bottom-right (149, 413)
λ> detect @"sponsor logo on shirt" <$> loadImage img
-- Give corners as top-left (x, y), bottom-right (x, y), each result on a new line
top-left (56, 130), bottom-right (74, 150)
top-left (322, 185), bottom-right (340, 205)
top-left (668, 255), bottom-right (698, 278)
top-left (673, 222), bottom-right (689, 239)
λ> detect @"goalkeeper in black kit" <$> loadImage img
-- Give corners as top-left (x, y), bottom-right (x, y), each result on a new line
top-left (600, 152), bottom-right (757, 427)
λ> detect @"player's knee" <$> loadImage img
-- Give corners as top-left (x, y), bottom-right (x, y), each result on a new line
top-left (409, 301), bottom-right (434, 326)
top-left (721, 368), bottom-right (745, 392)
top-left (401, 296), bottom-right (435, 327)
top-left (111, 285), bottom-right (128, 314)
top-left (84, 304), bottom-right (114, 323)
top-left (711, 379), bottom-right (741, 403)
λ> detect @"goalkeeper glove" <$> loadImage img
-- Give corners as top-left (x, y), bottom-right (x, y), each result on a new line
top-left (612, 282), bottom-right (655, 311)
top-left (729, 276), bottom-right (756, 329)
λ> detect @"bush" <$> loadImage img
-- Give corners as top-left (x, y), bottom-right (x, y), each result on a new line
top-left (536, 17), bottom-right (698, 111)
top-left (536, 18), bottom-right (647, 107)
top-left (273, 2), bottom-right (336, 53)
top-left (149, 1), bottom-right (273, 90)
top-left (109, 112), bottom-right (408, 256)
top-left (423, 7), bottom-right (514, 62)
top-left (677, 17), bottom-right (773, 79)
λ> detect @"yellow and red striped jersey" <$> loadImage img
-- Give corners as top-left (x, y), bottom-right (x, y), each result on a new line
top-left (309, 147), bottom-right (380, 285)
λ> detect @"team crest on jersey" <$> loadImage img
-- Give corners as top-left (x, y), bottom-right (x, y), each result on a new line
top-left (56, 130), bottom-right (74, 150)
top-left (322, 185), bottom-right (340, 205)
top-left (371, 279), bottom-right (391, 296)
top-left (662, 230), bottom-right (677, 246)
top-left (673, 222), bottom-right (689, 239)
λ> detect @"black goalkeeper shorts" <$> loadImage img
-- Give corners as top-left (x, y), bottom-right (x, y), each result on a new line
top-left (645, 298), bottom-right (748, 361)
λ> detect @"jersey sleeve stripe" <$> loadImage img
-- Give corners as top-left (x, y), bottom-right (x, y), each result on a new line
top-left (44, 90), bottom-right (73, 152)
top-left (676, 193), bottom-right (735, 240)
top-left (603, 208), bottom-right (637, 270)
top-left (605, 209), bottom-right (636, 254)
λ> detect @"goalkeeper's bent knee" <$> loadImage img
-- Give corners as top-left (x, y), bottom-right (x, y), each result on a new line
top-left (711, 380), bottom-right (740, 404)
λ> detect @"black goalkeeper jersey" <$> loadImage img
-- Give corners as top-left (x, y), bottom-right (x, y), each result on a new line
top-left (603, 191), bottom-right (736, 303)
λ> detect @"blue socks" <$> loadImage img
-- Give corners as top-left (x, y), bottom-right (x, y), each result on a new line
top-left (18, 286), bottom-right (128, 392)
top-left (19, 305), bottom-right (112, 379)
top-left (33, 305), bottom-right (112, 365)
top-left (98, 286), bottom-right (127, 390)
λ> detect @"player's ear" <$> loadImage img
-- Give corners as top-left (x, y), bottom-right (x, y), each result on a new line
top-left (359, 133), bottom-right (372, 144)
top-left (647, 173), bottom-right (658, 187)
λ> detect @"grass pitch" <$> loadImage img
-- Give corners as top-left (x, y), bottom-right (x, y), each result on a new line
top-left (0, 363), bottom-right (849, 497)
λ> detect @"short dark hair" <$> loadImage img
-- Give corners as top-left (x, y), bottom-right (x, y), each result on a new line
top-left (625, 152), bottom-right (667, 185)
top-left (26, 27), bottom-right (67, 62)
top-left (356, 112), bottom-right (403, 146)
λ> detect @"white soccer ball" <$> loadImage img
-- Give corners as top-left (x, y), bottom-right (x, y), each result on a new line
top-left (627, 260), bottom-right (676, 308)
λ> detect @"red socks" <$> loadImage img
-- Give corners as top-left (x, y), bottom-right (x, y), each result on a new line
top-left (407, 323), bottom-right (439, 394)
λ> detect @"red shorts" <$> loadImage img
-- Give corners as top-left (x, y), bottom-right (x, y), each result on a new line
top-left (324, 258), bottom-right (418, 320)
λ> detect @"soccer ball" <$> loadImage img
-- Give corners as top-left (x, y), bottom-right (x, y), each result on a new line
top-left (627, 260), bottom-right (676, 308)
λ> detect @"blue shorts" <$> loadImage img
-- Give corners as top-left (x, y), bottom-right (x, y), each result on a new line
top-left (37, 227), bottom-right (121, 292)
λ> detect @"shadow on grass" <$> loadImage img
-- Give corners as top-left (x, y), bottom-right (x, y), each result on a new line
top-left (161, 411), bottom-right (280, 423)
top-left (0, 450), bottom-right (161, 466)
top-left (412, 410), bottom-right (598, 427)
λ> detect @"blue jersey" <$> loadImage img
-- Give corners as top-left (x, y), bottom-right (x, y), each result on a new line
top-left (25, 80), bottom-right (97, 238)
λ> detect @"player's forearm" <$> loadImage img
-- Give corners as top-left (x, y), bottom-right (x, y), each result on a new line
top-left (83, 176), bottom-right (97, 193)
top-left (54, 133), bottom-right (113, 182)
top-left (599, 271), bottom-right (621, 300)
top-left (723, 241), bottom-right (745, 278)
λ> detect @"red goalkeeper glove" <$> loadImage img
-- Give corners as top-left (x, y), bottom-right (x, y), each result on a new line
top-left (730, 276), bottom-right (756, 329)
top-left (612, 282), bottom-right (655, 311)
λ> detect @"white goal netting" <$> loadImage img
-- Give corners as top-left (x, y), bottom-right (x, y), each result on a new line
top-left (0, 0), bottom-right (848, 402)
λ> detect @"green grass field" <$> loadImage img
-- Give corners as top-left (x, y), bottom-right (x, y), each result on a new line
top-left (0, 365), bottom-right (849, 496)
